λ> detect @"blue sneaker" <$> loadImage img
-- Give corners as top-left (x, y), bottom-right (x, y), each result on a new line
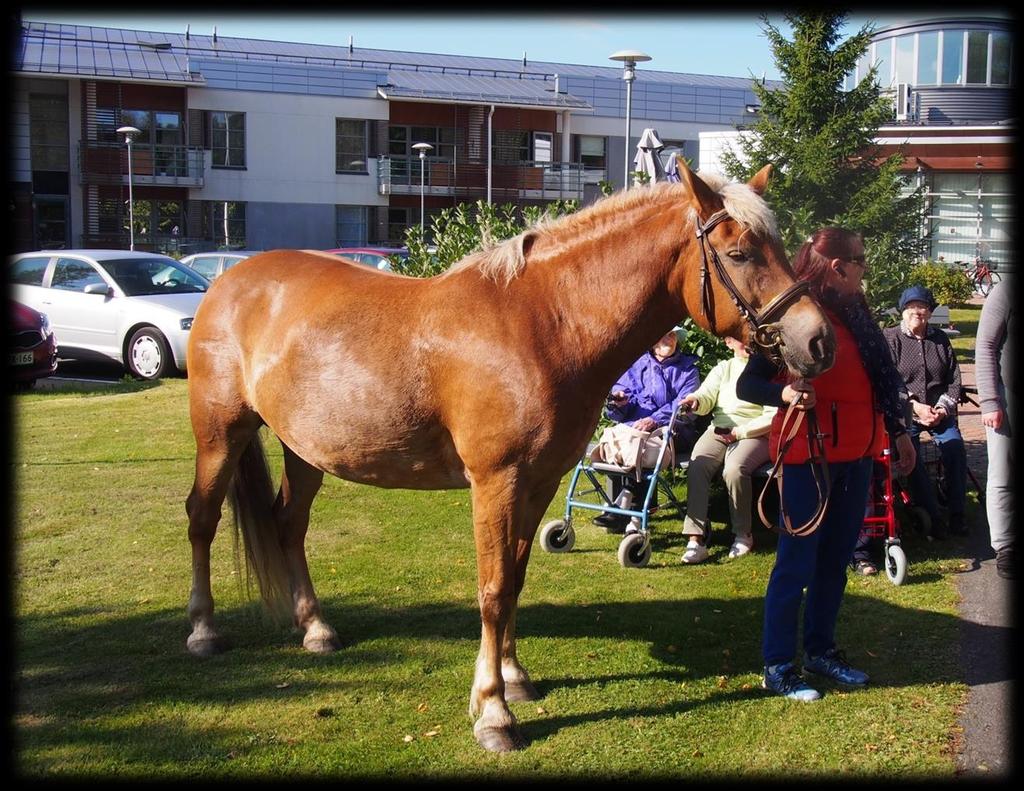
top-left (762, 662), bottom-right (821, 701)
top-left (803, 648), bottom-right (869, 687)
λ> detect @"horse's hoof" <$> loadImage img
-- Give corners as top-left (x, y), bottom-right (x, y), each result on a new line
top-left (504, 678), bottom-right (541, 703)
top-left (474, 723), bottom-right (526, 753)
top-left (187, 634), bottom-right (227, 657)
top-left (303, 633), bottom-right (341, 654)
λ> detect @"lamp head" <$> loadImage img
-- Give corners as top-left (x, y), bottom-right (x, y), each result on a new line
top-left (412, 142), bottom-right (434, 158)
top-left (116, 126), bottom-right (142, 143)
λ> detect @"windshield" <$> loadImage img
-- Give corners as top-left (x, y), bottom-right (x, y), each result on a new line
top-left (102, 258), bottom-right (210, 296)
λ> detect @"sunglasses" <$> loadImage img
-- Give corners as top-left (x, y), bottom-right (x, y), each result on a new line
top-left (845, 254), bottom-right (867, 267)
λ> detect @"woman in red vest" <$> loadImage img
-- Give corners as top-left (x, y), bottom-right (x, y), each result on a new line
top-left (736, 227), bottom-right (916, 701)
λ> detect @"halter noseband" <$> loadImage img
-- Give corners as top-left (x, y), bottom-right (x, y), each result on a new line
top-left (695, 208), bottom-right (810, 365)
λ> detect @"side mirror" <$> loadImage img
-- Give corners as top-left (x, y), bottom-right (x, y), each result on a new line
top-left (84, 283), bottom-right (113, 297)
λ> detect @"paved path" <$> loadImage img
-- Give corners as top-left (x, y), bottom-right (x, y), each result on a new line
top-left (951, 301), bottom-right (1014, 779)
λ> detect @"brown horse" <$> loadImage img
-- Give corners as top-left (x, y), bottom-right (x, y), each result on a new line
top-left (185, 163), bottom-right (835, 752)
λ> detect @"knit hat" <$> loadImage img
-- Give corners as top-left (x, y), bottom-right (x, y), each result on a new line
top-left (898, 285), bottom-right (937, 311)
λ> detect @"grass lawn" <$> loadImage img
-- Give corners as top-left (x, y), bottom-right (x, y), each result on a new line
top-left (11, 313), bottom-right (983, 779)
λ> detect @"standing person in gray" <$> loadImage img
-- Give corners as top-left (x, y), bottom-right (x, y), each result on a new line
top-left (975, 277), bottom-right (1014, 579)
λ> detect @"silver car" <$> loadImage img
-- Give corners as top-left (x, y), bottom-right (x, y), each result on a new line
top-left (9, 250), bottom-right (210, 380)
top-left (179, 250), bottom-right (262, 280)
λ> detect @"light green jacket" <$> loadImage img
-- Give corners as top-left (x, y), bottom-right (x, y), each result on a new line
top-left (687, 356), bottom-right (777, 439)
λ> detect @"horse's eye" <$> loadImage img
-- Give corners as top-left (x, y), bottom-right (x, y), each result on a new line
top-left (727, 250), bottom-right (748, 262)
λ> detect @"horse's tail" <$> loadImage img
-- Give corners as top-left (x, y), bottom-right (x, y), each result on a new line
top-left (227, 431), bottom-right (292, 620)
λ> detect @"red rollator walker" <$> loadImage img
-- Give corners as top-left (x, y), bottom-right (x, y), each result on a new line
top-left (861, 434), bottom-right (909, 585)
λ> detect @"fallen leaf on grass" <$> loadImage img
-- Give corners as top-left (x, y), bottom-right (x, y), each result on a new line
top-left (536, 706), bottom-right (547, 715)
top-left (416, 702), bottom-right (429, 713)
top-left (403, 734), bottom-right (415, 743)
top-left (424, 729), bottom-right (440, 737)
top-left (716, 676), bottom-right (728, 688)
top-left (276, 682), bottom-right (290, 689)
top-left (866, 649), bottom-right (878, 657)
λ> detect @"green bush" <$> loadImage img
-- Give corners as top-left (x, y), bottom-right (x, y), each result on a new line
top-left (907, 261), bottom-right (974, 308)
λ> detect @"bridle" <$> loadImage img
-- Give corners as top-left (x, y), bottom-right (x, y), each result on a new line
top-left (695, 208), bottom-right (831, 537)
top-left (695, 208), bottom-right (810, 366)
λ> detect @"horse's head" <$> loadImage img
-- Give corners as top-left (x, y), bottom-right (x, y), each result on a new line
top-left (673, 162), bottom-right (835, 378)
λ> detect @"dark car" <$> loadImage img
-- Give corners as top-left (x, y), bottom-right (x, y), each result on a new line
top-left (10, 300), bottom-right (58, 389)
top-left (325, 246), bottom-right (409, 272)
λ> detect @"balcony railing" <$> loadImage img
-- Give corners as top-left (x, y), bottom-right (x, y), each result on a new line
top-left (78, 142), bottom-right (206, 188)
top-left (377, 156), bottom-right (585, 201)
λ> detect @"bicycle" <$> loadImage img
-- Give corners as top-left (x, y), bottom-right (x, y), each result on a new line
top-left (958, 258), bottom-right (1002, 297)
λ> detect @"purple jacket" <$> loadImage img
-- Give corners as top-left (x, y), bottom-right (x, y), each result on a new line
top-left (607, 350), bottom-right (700, 428)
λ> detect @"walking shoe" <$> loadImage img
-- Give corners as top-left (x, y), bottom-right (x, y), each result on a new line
top-left (593, 513), bottom-right (628, 533)
top-left (728, 535), bottom-right (753, 558)
top-left (762, 662), bottom-right (821, 702)
top-left (681, 539), bottom-right (709, 565)
top-left (624, 517), bottom-right (642, 536)
top-left (996, 547), bottom-right (1014, 579)
top-left (803, 648), bottom-right (869, 687)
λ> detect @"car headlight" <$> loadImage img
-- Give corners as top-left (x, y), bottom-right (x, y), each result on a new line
top-left (39, 312), bottom-right (53, 338)
top-left (180, 317), bottom-right (194, 331)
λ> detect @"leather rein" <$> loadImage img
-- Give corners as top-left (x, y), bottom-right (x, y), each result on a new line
top-left (694, 208), bottom-right (831, 537)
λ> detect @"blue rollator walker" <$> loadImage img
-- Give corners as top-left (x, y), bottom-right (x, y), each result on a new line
top-left (539, 400), bottom-right (691, 568)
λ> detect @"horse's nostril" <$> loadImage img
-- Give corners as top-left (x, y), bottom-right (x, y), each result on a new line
top-left (810, 333), bottom-right (835, 370)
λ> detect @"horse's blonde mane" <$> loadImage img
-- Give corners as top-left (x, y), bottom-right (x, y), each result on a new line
top-left (446, 172), bottom-right (779, 285)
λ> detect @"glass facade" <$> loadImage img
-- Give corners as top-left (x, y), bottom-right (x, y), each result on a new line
top-left (921, 172), bottom-right (1012, 267)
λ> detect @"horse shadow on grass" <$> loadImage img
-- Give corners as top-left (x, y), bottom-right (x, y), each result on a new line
top-left (14, 586), bottom-right (1011, 756)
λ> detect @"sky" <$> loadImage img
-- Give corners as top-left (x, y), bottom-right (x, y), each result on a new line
top-left (16, 11), bottom-right (982, 82)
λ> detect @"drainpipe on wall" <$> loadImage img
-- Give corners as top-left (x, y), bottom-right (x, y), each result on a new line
top-left (487, 105), bottom-right (495, 205)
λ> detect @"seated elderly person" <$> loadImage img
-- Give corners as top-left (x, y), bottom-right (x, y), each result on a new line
top-left (676, 336), bottom-right (777, 564)
top-left (594, 327), bottom-right (700, 532)
top-left (861, 286), bottom-right (967, 555)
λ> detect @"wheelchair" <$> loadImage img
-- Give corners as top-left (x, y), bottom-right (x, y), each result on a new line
top-left (539, 400), bottom-right (691, 568)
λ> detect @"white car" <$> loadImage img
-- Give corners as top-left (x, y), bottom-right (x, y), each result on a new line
top-left (8, 249), bottom-right (210, 380)
top-left (179, 250), bottom-right (262, 280)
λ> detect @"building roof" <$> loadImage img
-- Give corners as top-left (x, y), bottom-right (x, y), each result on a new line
top-left (15, 21), bottom-right (769, 119)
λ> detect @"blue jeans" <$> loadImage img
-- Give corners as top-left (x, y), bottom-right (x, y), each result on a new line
top-left (908, 417), bottom-right (967, 525)
top-left (763, 457), bottom-right (872, 667)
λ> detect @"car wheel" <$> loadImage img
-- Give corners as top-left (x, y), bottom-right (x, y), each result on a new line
top-left (127, 327), bottom-right (173, 380)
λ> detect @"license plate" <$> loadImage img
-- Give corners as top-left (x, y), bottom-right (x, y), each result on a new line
top-left (11, 351), bottom-right (35, 366)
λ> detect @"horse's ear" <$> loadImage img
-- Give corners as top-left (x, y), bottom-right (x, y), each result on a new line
top-left (748, 164), bottom-right (773, 195)
top-left (676, 158), bottom-right (721, 216)
top-left (519, 230), bottom-right (537, 260)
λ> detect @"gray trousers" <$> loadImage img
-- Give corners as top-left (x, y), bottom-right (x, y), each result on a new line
top-left (986, 392), bottom-right (1014, 552)
top-left (682, 424), bottom-right (771, 540)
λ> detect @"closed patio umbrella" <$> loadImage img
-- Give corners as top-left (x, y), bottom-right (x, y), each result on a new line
top-left (633, 127), bottom-right (667, 186)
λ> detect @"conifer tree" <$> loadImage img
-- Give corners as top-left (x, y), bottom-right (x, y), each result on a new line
top-left (720, 11), bottom-right (925, 313)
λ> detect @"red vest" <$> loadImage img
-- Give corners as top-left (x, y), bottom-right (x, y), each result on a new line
top-left (769, 310), bottom-right (885, 465)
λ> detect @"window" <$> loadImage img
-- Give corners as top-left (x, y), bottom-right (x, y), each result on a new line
top-left (51, 258), bottom-right (105, 292)
top-left (917, 31), bottom-right (939, 85)
top-left (29, 92), bottom-right (69, 171)
top-left (493, 130), bottom-right (529, 163)
top-left (875, 39), bottom-right (894, 87)
top-left (187, 255), bottom-right (221, 280)
top-left (991, 32), bottom-right (1011, 85)
top-left (10, 256), bottom-right (51, 286)
top-left (336, 119), bottom-right (368, 173)
top-left (573, 135), bottom-right (606, 183)
top-left (211, 111), bottom-right (245, 168)
top-left (966, 31), bottom-right (990, 84)
top-left (34, 196), bottom-right (69, 249)
top-left (387, 207), bottom-right (410, 246)
top-left (336, 206), bottom-right (368, 246)
top-left (894, 35), bottom-right (915, 85)
top-left (204, 202), bottom-right (247, 249)
top-left (941, 30), bottom-right (965, 85)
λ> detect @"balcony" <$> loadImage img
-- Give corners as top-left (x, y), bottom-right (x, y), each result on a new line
top-left (78, 142), bottom-right (206, 188)
top-left (377, 156), bottom-right (584, 202)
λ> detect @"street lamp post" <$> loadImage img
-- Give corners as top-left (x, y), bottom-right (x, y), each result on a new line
top-left (116, 126), bottom-right (142, 250)
top-left (609, 50), bottom-right (651, 190)
top-left (411, 142), bottom-right (434, 232)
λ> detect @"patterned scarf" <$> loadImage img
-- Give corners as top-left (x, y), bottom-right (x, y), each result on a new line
top-left (822, 288), bottom-right (910, 435)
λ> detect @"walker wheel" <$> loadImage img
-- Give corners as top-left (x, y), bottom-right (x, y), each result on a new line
top-left (884, 543), bottom-right (908, 586)
top-left (617, 532), bottom-right (651, 568)
top-left (540, 520), bottom-right (575, 553)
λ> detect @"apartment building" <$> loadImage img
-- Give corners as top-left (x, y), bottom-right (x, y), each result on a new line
top-left (10, 20), bottom-right (766, 254)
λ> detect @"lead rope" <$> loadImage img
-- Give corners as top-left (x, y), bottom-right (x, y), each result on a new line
top-left (757, 401), bottom-right (832, 537)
